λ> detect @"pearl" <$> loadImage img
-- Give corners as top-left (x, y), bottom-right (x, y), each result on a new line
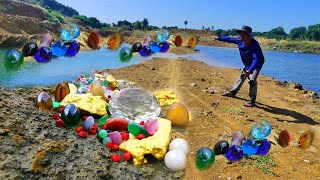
top-left (169, 138), bottom-right (189, 155)
top-left (164, 150), bottom-right (186, 171)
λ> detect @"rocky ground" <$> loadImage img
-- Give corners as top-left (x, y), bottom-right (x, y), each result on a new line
top-left (0, 58), bottom-right (319, 179)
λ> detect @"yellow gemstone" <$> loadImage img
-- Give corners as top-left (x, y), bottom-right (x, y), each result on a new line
top-left (164, 102), bottom-right (189, 128)
top-left (90, 81), bottom-right (105, 99)
top-left (299, 130), bottom-right (315, 148)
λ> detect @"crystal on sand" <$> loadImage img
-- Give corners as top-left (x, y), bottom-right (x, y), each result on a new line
top-left (299, 130), bottom-right (315, 148)
top-left (225, 145), bottom-right (243, 161)
top-left (195, 147), bottom-right (215, 170)
top-left (160, 42), bottom-right (170, 52)
top-left (164, 102), bottom-right (189, 128)
top-left (278, 129), bottom-right (292, 147)
top-left (61, 23), bottom-right (80, 41)
top-left (251, 120), bottom-right (272, 139)
top-left (231, 131), bottom-right (243, 146)
top-left (34, 47), bottom-right (52, 63)
top-left (150, 42), bottom-right (161, 53)
top-left (241, 139), bottom-right (258, 156)
top-left (35, 92), bottom-right (53, 111)
top-left (257, 139), bottom-right (271, 156)
top-left (132, 42), bottom-right (142, 52)
top-left (214, 140), bottom-right (229, 155)
top-left (109, 88), bottom-right (161, 123)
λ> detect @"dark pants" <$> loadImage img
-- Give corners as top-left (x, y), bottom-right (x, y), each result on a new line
top-left (229, 68), bottom-right (261, 103)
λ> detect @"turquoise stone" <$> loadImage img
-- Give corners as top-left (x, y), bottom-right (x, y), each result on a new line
top-left (157, 30), bottom-right (170, 42)
top-left (257, 139), bottom-right (271, 156)
top-left (195, 147), bottom-right (215, 170)
top-left (150, 42), bottom-right (161, 53)
top-left (119, 47), bottom-right (133, 62)
top-left (61, 23), bottom-right (81, 41)
top-left (251, 120), bottom-right (272, 139)
top-left (241, 139), bottom-right (258, 156)
top-left (128, 122), bottom-right (149, 137)
top-left (225, 145), bottom-right (243, 161)
top-left (102, 137), bottom-right (112, 145)
top-left (66, 40), bottom-right (80, 57)
top-left (52, 101), bottom-right (61, 108)
top-left (3, 49), bottom-right (24, 70)
top-left (61, 103), bottom-right (81, 128)
top-left (50, 41), bottom-right (67, 57)
top-left (160, 42), bottom-right (170, 52)
top-left (98, 129), bottom-right (108, 139)
top-left (34, 47), bottom-right (52, 63)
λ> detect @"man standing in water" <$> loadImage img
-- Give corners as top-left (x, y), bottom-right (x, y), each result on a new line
top-left (214, 25), bottom-right (265, 107)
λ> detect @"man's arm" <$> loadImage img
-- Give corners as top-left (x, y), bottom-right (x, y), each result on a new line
top-left (247, 45), bottom-right (263, 73)
top-left (214, 36), bottom-right (241, 44)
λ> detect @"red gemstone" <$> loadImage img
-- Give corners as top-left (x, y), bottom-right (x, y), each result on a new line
top-left (279, 130), bottom-right (292, 147)
top-left (106, 99), bottom-right (109, 103)
top-left (59, 107), bottom-right (63, 113)
top-left (121, 133), bottom-right (129, 141)
top-left (93, 124), bottom-right (98, 130)
top-left (108, 95), bottom-right (111, 99)
top-left (52, 113), bottom-right (58, 120)
top-left (82, 116), bottom-right (88, 120)
top-left (137, 134), bottom-right (146, 140)
top-left (123, 152), bottom-right (132, 161)
top-left (105, 118), bottom-right (129, 131)
top-left (56, 119), bottom-right (65, 127)
top-left (106, 142), bottom-right (113, 148)
top-left (78, 131), bottom-right (87, 138)
top-left (139, 121), bottom-right (145, 125)
top-left (102, 125), bottom-right (107, 130)
top-left (112, 144), bottom-right (119, 150)
top-left (88, 129), bottom-right (97, 135)
top-left (75, 126), bottom-right (83, 133)
top-left (111, 154), bottom-right (121, 162)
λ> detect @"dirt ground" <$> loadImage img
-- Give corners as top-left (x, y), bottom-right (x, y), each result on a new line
top-left (107, 58), bottom-right (320, 180)
top-left (0, 58), bottom-right (319, 179)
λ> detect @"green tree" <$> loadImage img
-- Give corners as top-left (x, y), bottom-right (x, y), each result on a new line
top-left (142, 18), bottom-right (149, 29)
top-left (133, 21), bottom-right (143, 30)
top-left (305, 24), bottom-right (320, 41)
top-left (289, 26), bottom-right (307, 40)
top-left (266, 26), bottom-right (287, 40)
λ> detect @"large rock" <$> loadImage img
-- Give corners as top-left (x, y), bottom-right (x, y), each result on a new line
top-left (154, 90), bottom-right (179, 106)
top-left (119, 118), bottom-right (172, 165)
top-left (60, 93), bottom-right (107, 116)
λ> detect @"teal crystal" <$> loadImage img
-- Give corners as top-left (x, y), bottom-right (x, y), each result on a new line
top-left (157, 30), bottom-right (170, 42)
top-left (61, 23), bottom-right (81, 41)
top-left (251, 120), bottom-right (272, 139)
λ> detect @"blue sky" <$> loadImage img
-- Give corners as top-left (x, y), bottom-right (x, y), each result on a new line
top-left (57, 0), bottom-right (320, 32)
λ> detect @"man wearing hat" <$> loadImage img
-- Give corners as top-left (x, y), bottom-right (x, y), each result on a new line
top-left (214, 25), bottom-right (265, 107)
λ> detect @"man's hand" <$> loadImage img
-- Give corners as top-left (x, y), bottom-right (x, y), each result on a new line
top-left (244, 70), bottom-right (251, 77)
top-left (213, 36), bottom-right (218, 41)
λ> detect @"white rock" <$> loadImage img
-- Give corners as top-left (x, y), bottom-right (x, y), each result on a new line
top-left (164, 150), bottom-right (187, 171)
top-left (169, 138), bottom-right (189, 155)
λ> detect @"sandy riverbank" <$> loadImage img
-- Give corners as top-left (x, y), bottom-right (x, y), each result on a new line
top-left (0, 58), bottom-right (319, 179)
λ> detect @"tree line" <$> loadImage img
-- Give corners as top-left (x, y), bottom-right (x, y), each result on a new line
top-left (215, 24), bottom-right (320, 41)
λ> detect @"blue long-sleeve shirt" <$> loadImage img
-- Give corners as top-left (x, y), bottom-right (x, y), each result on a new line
top-left (218, 36), bottom-right (264, 72)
